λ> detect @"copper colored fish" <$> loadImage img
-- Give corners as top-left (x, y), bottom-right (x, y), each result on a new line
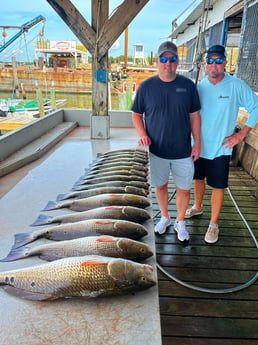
top-left (42, 193), bottom-right (151, 212)
top-left (31, 206), bottom-right (151, 226)
top-left (0, 255), bottom-right (156, 300)
top-left (12, 219), bottom-right (148, 248)
top-left (72, 180), bottom-right (149, 191)
top-left (56, 186), bottom-right (148, 201)
top-left (0, 235), bottom-right (153, 262)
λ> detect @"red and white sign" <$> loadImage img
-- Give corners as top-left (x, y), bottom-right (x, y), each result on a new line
top-left (50, 41), bottom-right (76, 51)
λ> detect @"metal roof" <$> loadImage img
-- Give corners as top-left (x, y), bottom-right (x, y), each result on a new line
top-left (169, 0), bottom-right (217, 39)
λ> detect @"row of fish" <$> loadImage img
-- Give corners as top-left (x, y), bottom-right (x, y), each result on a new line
top-left (0, 148), bottom-right (157, 300)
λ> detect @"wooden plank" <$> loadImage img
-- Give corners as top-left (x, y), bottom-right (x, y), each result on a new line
top-left (157, 267), bottom-right (257, 284)
top-left (0, 122), bottom-right (26, 130)
top-left (159, 297), bottom-right (258, 318)
top-left (158, 280), bottom-right (258, 300)
top-left (160, 316), bottom-right (258, 338)
top-left (157, 254), bottom-right (258, 270)
top-left (156, 234), bottom-right (256, 246)
top-left (162, 337), bottom-right (258, 345)
top-left (155, 244), bottom-right (258, 258)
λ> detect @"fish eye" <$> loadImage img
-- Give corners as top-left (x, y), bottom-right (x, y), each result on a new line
top-left (140, 248), bottom-right (146, 253)
top-left (141, 276), bottom-right (146, 281)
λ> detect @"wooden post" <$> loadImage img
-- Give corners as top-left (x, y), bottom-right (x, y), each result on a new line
top-left (12, 56), bottom-right (20, 99)
top-left (36, 88), bottom-right (45, 117)
top-left (124, 27), bottom-right (128, 68)
top-left (50, 87), bottom-right (57, 110)
top-left (90, 0), bottom-right (110, 139)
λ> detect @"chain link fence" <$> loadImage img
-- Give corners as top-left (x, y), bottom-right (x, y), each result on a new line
top-left (237, 1), bottom-right (258, 92)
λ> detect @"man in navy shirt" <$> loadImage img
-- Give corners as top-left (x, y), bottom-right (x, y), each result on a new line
top-left (132, 41), bottom-right (201, 242)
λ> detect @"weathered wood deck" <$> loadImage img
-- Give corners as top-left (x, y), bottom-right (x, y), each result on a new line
top-left (153, 166), bottom-right (258, 344)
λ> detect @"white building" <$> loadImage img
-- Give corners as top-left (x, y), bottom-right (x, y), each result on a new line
top-left (169, 0), bottom-right (257, 91)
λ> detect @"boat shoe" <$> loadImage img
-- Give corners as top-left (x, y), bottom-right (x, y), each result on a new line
top-left (154, 216), bottom-right (171, 235)
top-left (185, 204), bottom-right (203, 218)
top-left (205, 223), bottom-right (219, 244)
top-left (174, 220), bottom-right (189, 242)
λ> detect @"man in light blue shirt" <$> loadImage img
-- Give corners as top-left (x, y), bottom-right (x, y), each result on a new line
top-left (185, 44), bottom-right (258, 244)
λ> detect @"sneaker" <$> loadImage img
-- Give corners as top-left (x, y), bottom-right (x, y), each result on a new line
top-left (154, 216), bottom-right (171, 235)
top-left (205, 223), bottom-right (219, 243)
top-left (174, 220), bottom-right (189, 242)
top-left (185, 205), bottom-right (203, 219)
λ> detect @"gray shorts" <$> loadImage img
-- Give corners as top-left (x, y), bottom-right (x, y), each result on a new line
top-left (150, 152), bottom-right (194, 190)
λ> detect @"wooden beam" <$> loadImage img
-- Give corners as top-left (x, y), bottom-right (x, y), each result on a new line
top-left (91, 0), bottom-right (109, 116)
top-left (97, 0), bottom-right (149, 61)
top-left (46, 0), bottom-right (96, 54)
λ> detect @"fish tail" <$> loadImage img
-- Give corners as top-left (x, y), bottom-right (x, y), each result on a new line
top-left (13, 232), bottom-right (36, 248)
top-left (41, 201), bottom-right (59, 211)
top-left (56, 194), bottom-right (66, 201)
top-left (0, 245), bottom-right (28, 262)
top-left (30, 214), bottom-right (53, 226)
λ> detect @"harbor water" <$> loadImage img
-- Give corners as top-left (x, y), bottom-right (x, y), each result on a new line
top-left (0, 89), bottom-right (132, 111)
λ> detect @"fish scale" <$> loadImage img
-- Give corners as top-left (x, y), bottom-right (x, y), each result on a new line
top-left (0, 236), bottom-right (153, 262)
top-left (0, 256), bottom-right (156, 300)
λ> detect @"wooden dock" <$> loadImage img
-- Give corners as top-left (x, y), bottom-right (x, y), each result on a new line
top-left (153, 166), bottom-right (258, 344)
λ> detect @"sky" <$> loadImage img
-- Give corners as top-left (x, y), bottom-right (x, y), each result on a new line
top-left (0, 0), bottom-right (200, 62)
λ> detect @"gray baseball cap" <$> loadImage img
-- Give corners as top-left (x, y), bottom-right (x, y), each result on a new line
top-left (158, 41), bottom-right (178, 57)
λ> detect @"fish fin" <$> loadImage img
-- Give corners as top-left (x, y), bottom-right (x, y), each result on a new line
top-left (96, 236), bottom-right (115, 242)
top-left (70, 185), bottom-right (80, 191)
top-left (0, 246), bottom-right (28, 262)
top-left (41, 201), bottom-right (58, 211)
top-left (74, 178), bottom-right (84, 185)
top-left (80, 257), bottom-right (107, 267)
top-left (30, 214), bottom-right (53, 226)
top-left (95, 219), bottom-right (113, 224)
top-left (13, 232), bottom-right (35, 248)
top-left (39, 253), bottom-right (62, 261)
top-left (2, 285), bottom-right (57, 301)
top-left (83, 168), bottom-right (91, 175)
top-left (56, 194), bottom-right (66, 201)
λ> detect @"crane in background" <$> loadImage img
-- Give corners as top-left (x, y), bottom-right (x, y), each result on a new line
top-left (0, 15), bottom-right (46, 54)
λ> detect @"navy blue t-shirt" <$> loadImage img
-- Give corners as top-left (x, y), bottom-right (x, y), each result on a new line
top-left (131, 74), bottom-right (201, 159)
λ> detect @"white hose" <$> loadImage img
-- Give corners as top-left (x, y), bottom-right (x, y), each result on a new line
top-left (155, 187), bottom-right (258, 294)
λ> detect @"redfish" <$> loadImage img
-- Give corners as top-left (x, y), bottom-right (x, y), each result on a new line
top-left (0, 235), bottom-right (153, 262)
top-left (11, 219), bottom-right (148, 248)
top-left (0, 255), bottom-right (156, 300)
top-left (72, 180), bottom-right (149, 191)
top-left (78, 174), bottom-right (147, 186)
top-left (42, 193), bottom-right (151, 212)
top-left (89, 164), bottom-right (148, 173)
top-left (56, 186), bottom-right (148, 201)
top-left (30, 206), bottom-right (151, 226)
top-left (83, 168), bottom-right (147, 178)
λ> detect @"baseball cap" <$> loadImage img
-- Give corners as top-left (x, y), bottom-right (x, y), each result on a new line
top-left (206, 45), bottom-right (226, 58)
top-left (158, 41), bottom-right (178, 57)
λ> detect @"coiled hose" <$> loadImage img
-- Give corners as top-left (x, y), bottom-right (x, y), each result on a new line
top-left (155, 187), bottom-right (258, 294)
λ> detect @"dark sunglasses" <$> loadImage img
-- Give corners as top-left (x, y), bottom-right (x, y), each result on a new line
top-left (206, 57), bottom-right (224, 65)
top-left (159, 56), bottom-right (178, 63)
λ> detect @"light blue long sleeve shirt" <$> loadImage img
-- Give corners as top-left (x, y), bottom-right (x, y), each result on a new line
top-left (197, 73), bottom-right (258, 159)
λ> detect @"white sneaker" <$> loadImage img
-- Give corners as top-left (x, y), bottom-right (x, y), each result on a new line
top-left (174, 220), bottom-right (190, 242)
top-left (154, 216), bottom-right (171, 235)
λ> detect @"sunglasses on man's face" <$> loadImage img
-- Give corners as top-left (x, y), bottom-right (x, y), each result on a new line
top-left (159, 56), bottom-right (178, 63)
top-left (206, 57), bottom-right (225, 65)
